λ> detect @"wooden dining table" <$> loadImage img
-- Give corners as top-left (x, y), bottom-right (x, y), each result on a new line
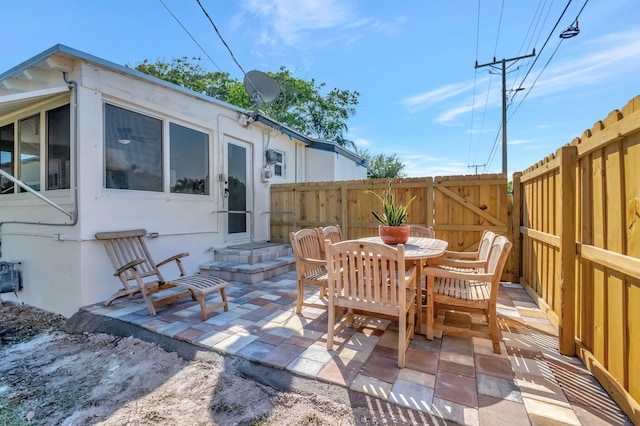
top-left (357, 236), bottom-right (449, 335)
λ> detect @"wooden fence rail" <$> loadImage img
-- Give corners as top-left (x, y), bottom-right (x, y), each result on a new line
top-left (514, 95), bottom-right (640, 424)
top-left (270, 175), bottom-right (512, 277)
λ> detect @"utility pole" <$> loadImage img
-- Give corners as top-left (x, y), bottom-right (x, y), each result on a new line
top-left (468, 163), bottom-right (486, 175)
top-left (475, 49), bottom-right (535, 176)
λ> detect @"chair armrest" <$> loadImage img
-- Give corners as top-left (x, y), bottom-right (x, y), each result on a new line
top-left (115, 258), bottom-right (145, 276)
top-left (299, 257), bottom-right (326, 267)
top-left (404, 265), bottom-right (417, 288)
top-left (435, 258), bottom-right (488, 269)
top-left (156, 252), bottom-right (189, 268)
top-left (442, 250), bottom-right (479, 259)
top-left (423, 266), bottom-right (493, 282)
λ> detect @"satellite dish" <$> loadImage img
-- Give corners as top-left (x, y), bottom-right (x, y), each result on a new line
top-left (243, 70), bottom-right (280, 107)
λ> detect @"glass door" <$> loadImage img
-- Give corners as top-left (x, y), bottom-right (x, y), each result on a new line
top-left (225, 137), bottom-right (252, 239)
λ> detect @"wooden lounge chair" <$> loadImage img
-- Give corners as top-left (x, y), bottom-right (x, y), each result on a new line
top-left (95, 229), bottom-right (229, 320)
top-left (424, 235), bottom-right (512, 353)
top-left (289, 228), bottom-right (329, 313)
top-left (325, 239), bottom-right (417, 368)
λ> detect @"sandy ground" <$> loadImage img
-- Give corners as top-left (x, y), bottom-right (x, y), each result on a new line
top-left (0, 302), bottom-right (449, 426)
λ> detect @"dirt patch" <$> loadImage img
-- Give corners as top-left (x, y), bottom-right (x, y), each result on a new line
top-left (0, 302), bottom-right (446, 425)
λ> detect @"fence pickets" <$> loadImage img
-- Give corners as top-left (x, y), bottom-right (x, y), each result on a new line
top-left (515, 95), bottom-right (640, 424)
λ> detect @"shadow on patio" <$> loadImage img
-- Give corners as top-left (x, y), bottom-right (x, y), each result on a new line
top-left (78, 270), bottom-right (631, 426)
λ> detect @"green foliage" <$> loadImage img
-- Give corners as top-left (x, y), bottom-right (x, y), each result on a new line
top-left (132, 60), bottom-right (360, 149)
top-left (357, 149), bottom-right (406, 179)
top-left (366, 180), bottom-right (416, 226)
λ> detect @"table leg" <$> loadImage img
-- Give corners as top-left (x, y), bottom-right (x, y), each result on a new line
top-left (426, 274), bottom-right (434, 340)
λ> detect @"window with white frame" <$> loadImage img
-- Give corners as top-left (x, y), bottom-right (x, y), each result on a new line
top-left (0, 103), bottom-right (70, 195)
top-left (273, 150), bottom-right (284, 177)
top-left (104, 103), bottom-right (210, 195)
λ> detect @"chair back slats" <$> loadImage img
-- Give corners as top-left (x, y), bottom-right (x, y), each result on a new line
top-left (477, 230), bottom-right (497, 262)
top-left (291, 228), bottom-right (324, 276)
top-left (96, 230), bottom-right (163, 282)
top-left (409, 225), bottom-right (433, 238)
top-left (327, 241), bottom-right (407, 309)
top-left (319, 225), bottom-right (343, 244)
top-left (486, 235), bottom-right (512, 297)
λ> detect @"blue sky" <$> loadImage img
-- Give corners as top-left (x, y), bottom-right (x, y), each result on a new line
top-left (3, 1), bottom-right (639, 177)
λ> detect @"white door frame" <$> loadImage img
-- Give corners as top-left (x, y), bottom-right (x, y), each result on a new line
top-left (223, 135), bottom-right (253, 243)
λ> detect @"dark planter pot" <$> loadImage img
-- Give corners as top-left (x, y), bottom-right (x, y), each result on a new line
top-left (378, 225), bottom-right (410, 245)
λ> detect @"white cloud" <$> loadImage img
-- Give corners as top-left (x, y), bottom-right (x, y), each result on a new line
top-left (403, 82), bottom-right (475, 112)
top-left (242, 0), bottom-right (359, 46)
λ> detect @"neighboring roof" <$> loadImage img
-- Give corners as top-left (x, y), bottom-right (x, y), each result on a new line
top-left (0, 44), bottom-right (365, 167)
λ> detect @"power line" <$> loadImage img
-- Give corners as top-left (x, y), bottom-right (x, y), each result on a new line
top-left (195, 0), bottom-right (248, 78)
top-left (513, 0), bottom-right (574, 94)
top-left (158, 0), bottom-right (223, 72)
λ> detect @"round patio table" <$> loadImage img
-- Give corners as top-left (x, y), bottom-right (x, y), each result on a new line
top-left (358, 236), bottom-right (448, 335)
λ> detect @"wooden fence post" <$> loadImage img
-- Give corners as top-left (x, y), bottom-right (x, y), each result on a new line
top-left (559, 145), bottom-right (578, 356)
top-left (511, 172), bottom-right (522, 283)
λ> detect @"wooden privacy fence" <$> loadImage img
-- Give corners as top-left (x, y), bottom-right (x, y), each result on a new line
top-left (269, 174), bottom-right (512, 276)
top-left (513, 95), bottom-right (640, 423)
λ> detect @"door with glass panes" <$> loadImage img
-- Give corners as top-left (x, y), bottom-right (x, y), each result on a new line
top-left (224, 136), bottom-right (252, 241)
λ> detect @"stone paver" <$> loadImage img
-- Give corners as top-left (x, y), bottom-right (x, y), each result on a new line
top-left (82, 271), bottom-right (632, 425)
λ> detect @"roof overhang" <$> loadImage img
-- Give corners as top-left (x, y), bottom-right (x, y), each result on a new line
top-left (0, 85), bottom-right (70, 117)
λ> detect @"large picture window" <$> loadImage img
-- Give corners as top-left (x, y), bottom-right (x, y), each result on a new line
top-left (170, 123), bottom-right (209, 195)
top-left (104, 104), bottom-right (163, 192)
top-left (46, 104), bottom-right (71, 190)
top-left (0, 123), bottom-right (14, 194)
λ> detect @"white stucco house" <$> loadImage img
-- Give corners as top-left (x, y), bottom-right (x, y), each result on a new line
top-left (0, 44), bottom-right (366, 317)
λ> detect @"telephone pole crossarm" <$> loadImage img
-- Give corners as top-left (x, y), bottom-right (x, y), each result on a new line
top-left (475, 49), bottom-right (535, 176)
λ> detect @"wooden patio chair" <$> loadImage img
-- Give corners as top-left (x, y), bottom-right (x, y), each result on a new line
top-left (436, 230), bottom-right (497, 272)
top-left (316, 225), bottom-right (343, 257)
top-left (95, 229), bottom-right (229, 320)
top-left (289, 228), bottom-right (329, 314)
top-left (325, 239), bottom-right (417, 368)
top-left (409, 224), bottom-right (434, 238)
top-left (424, 235), bottom-right (512, 353)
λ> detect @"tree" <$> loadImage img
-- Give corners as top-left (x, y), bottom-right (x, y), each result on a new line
top-left (132, 60), bottom-right (359, 149)
top-left (358, 149), bottom-right (406, 179)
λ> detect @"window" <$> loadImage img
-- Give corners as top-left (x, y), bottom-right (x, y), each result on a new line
top-left (170, 123), bottom-right (209, 195)
top-left (274, 151), bottom-right (284, 177)
top-left (19, 114), bottom-right (40, 191)
top-left (46, 104), bottom-right (71, 190)
top-left (0, 123), bottom-right (14, 194)
top-left (104, 104), bottom-right (163, 192)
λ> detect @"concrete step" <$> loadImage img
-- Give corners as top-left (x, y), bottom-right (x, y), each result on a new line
top-left (213, 243), bottom-right (292, 265)
top-left (200, 255), bottom-right (295, 284)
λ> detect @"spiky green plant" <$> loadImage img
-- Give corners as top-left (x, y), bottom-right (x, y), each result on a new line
top-left (366, 181), bottom-right (416, 226)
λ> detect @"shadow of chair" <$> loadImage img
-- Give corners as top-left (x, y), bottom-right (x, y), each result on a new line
top-left (424, 235), bottom-right (512, 353)
top-left (95, 229), bottom-right (228, 320)
top-left (325, 239), bottom-right (417, 368)
top-left (289, 228), bottom-right (329, 314)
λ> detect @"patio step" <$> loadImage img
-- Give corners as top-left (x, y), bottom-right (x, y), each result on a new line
top-left (199, 243), bottom-right (295, 284)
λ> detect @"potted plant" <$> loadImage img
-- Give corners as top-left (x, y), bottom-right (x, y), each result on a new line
top-left (366, 181), bottom-right (416, 244)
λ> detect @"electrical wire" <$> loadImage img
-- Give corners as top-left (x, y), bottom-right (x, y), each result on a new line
top-left (513, 0), bottom-right (574, 94)
top-left (508, 0), bottom-right (590, 120)
top-left (195, 0), bottom-right (248, 78)
top-left (158, 0), bottom-right (223, 72)
top-left (468, 0), bottom-right (482, 165)
top-left (493, 0), bottom-right (506, 57)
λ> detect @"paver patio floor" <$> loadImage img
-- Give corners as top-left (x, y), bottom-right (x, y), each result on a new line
top-left (82, 270), bottom-right (631, 425)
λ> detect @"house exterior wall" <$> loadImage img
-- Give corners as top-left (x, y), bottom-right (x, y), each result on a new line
top-left (305, 148), bottom-right (367, 182)
top-left (0, 48), bottom-right (365, 316)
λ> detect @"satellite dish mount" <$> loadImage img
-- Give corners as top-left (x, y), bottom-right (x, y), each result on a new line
top-left (243, 70), bottom-right (280, 114)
